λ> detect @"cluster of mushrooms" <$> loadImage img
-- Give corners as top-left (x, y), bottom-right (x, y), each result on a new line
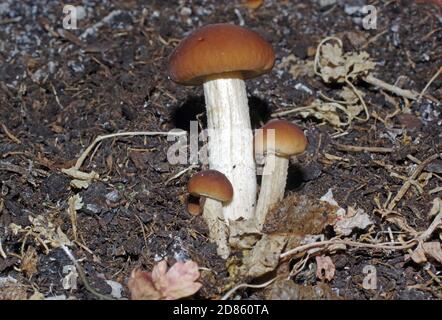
top-left (168, 24), bottom-right (308, 258)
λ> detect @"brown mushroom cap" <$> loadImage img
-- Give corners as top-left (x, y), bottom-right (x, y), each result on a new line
top-left (187, 170), bottom-right (234, 202)
top-left (168, 23), bottom-right (275, 86)
top-left (187, 201), bottom-right (202, 216)
top-left (254, 120), bottom-right (308, 157)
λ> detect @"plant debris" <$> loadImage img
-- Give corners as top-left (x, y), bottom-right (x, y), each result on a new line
top-left (127, 260), bottom-right (202, 300)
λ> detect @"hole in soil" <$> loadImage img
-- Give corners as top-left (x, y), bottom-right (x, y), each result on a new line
top-left (171, 96), bottom-right (206, 131)
top-left (249, 95), bottom-right (272, 129)
top-left (285, 164), bottom-right (305, 191)
top-left (171, 95), bottom-right (272, 131)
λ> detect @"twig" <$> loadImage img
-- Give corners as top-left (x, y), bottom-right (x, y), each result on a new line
top-left (387, 153), bottom-right (440, 210)
top-left (79, 10), bottom-right (123, 40)
top-left (165, 164), bottom-right (198, 185)
top-left (1, 123), bottom-right (21, 144)
top-left (0, 237), bottom-right (7, 259)
top-left (345, 78), bottom-right (369, 122)
top-left (429, 186), bottom-right (442, 195)
top-left (363, 74), bottom-right (419, 100)
top-left (335, 143), bottom-right (394, 153)
top-left (280, 239), bottom-right (416, 259)
top-left (0, 161), bottom-right (36, 186)
top-left (73, 131), bottom-right (186, 170)
top-left (418, 66), bottom-right (442, 101)
top-left (271, 105), bottom-right (314, 118)
top-left (50, 82), bottom-right (64, 110)
top-left (60, 245), bottom-right (114, 300)
top-left (220, 276), bottom-right (280, 300)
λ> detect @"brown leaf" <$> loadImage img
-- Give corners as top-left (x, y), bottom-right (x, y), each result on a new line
top-left (21, 246), bottom-right (38, 278)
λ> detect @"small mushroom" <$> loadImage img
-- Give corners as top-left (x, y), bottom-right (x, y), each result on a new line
top-left (169, 23), bottom-right (275, 222)
top-left (186, 198), bottom-right (202, 216)
top-left (254, 120), bottom-right (308, 229)
top-left (187, 170), bottom-right (234, 258)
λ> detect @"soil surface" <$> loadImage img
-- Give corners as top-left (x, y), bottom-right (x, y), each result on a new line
top-left (0, 0), bottom-right (441, 300)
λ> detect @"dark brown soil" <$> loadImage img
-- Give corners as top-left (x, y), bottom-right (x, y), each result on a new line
top-left (0, 0), bottom-right (440, 300)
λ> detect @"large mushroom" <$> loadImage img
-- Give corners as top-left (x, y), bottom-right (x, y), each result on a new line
top-left (254, 120), bottom-right (308, 229)
top-left (169, 23), bottom-right (275, 222)
top-left (187, 170), bottom-right (234, 257)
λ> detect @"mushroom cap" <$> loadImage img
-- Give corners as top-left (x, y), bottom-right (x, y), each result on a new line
top-left (187, 170), bottom-right (234, 202)
top-left (187, 201), bottom-right (202, 216)
top-left (254, 120), bottom-right (308, 157)
top-left (168, 23), bottom-right (275, 86)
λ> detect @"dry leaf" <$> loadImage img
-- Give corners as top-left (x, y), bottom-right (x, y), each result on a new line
top-left (278, 54), bottom-right (315, 78)
top-left (429, 198), bottom-right (441, 217)
top-left (62, 167), bottom-right (99, 190)
top-left (334, 207), bottom-right (373, 236)
top-left (62, 265), bottom-right (78, 290)
top-left (9, 215), bottom-right (73, 253)
top-left (409, 242), bottom-right (428, 264)
top-left (320, 189), bottom-right (346, 216)
top-left (299, 100), bottom-right (347, 127)
top-left (422, 242), bottom-right (442, 264)
top-left (128, 260), bottom-right (202, 300)
top-left (21, 246), bottom-right (38, 278)
top-left (315, 255), bottom-right (335, 281)
top-left (318, 41), bottom-right (376, 83)
top-left (338, 86), bottom-right (363, 104)
top-left (70, 179), bottom-right (91, 189)
top-left (243, 234), bottom-right (287, 277)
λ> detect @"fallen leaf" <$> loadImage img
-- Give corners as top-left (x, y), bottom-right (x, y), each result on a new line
top-left (299, 100), bottom-right (356, 128)
top-left (128, 260), bottom-right (202, 300)
top-left (62, 265), bottom-right (78, 290)
top-left (243, 234), bottom-right (287, 277)
top-left (21, 246), bottom-right (38, 278)
top-left (320, 189), bottom-right (346, 216)
top-left (106, 280), bottom-right (123, 299)
top-left (334, 207), bottom-right (373, 236)
top-left (429, 197), bottom-right (441, 217)
top-left (318, 40), bottom-right (376, 84)
top-left (315, 255), bottom-right (335, 281)
top-left (422, 242), bottom-right (442, 264)
top-left (70, 179), bottom-right (91, 189)
top-left (9, 215), bottom-right (73, 253)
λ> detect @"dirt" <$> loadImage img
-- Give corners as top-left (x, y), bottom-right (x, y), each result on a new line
top-left (0, 0), bottom-right (441, 300)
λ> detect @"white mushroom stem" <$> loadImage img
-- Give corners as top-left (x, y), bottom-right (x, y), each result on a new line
top-left (202, 198), bottom-right (230, 259)
top-left (203, 77), bottom-right (257, 222)
top-left (255, 153), bottom-right (288, 229)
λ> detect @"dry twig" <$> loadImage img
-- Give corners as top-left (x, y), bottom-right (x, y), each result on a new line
top-left (387, 153), bottom-right (440, 210)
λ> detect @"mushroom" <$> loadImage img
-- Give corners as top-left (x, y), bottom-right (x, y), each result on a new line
top-left (186, 198), bottom-right (202, 216)
top-left (187, 169), bottom-right (234, 258)
top-left (169, 23), bottom-right (275, 222)
top-left (254, 120), bottom-right (308, 229)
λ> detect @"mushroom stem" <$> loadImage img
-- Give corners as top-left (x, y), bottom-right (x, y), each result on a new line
top-left (203, 77), bottom-right (257, 221)
top-left (255, 153), bottom-right (289, 229)
top-left (202, 198), bottom-right (230, 258)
